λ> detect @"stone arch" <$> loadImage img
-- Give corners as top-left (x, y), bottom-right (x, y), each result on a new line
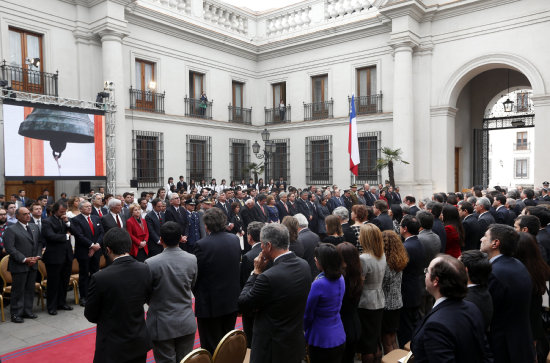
top-left (438, 53), bottom-right (546, 108)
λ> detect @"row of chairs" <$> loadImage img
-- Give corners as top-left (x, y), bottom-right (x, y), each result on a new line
top-left (0, 255), bottom-right (107, 321)
top-left (181, 330), bottom-right (247, 363)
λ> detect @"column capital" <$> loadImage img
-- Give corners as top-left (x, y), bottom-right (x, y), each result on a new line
top-left (531, 94), bottom-right (550, 107)
top-left (388, 31), bottom-right (420, 52)
top-left (430, 105), bottom-right (458, 118)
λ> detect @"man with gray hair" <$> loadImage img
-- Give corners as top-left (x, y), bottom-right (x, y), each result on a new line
top-left (238, 223), bottom-right (311, 363)
top-left (475, 197), bottom-right (495, 238)
top-left (295, 213), bottom-right (320, 279)
top-left (101, 197), bottom-right (126, 232)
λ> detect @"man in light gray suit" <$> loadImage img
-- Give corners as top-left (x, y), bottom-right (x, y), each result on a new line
top-left (416, 210), bottom-right (441, 316)
top-left (3, 207), bottom-right (42, 323)
top-left (145, 221), bottom-right (198, 363)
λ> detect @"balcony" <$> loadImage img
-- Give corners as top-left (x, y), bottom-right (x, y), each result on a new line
top-left (1, 60), bottom-right (58, 97)
top-left (265, 105), bottom-right (291, 124)
top-left (129, 86), bottom-right (165, 113)
top-left (514, 142), bottom-right (530, 151)
top-left (349, 93), bottom-right (383, 115)
top-left (228, 105), bottom-right (252, 125)
top-left (185, 97), bottom-right (213, 119)
top-left (304, 99), bottom-right (333, 121)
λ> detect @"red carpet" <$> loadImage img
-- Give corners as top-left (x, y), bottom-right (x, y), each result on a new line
top-left (0, 318), bottom-right (243, 362)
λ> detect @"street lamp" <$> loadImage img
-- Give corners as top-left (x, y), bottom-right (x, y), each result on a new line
top-left (503, 69), bottom-right (514, 112)
top-left (253, 128), bottom-right (276, 181)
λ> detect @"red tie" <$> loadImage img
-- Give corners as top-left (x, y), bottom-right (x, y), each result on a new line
top-left (88, 216), bottom-right (95, 235)
top-left (116, 214), bottom-right (122, 228)
top-left (98, 208), bottom-right (103, 217)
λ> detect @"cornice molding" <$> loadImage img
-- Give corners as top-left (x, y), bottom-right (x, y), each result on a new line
top-left (430, 105), bottom-right (457, 118)
top-left (378, 0), bottom-right (429, 22)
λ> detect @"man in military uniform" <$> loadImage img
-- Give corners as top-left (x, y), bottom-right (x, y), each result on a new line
top-left (184, 199), bottom-right (201, 252)
top-left (349, 184), bottom-right (359, 205)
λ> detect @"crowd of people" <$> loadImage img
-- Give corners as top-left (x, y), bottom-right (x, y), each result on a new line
top-left (1, 177), bottom-right (550, 363)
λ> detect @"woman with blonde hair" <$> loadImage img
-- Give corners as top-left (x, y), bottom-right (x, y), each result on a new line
top-left (357, 223), bottom-right (386, 363)
top-left (66, 196), bottom-right (82, 218)
top-left (126, 203), bottom-right (149, 262)
top-left (380, 230), bottom-right (409, 353)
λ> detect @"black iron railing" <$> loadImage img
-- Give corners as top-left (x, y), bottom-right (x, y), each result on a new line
top-left (1, 60), bottom-right (58, 96)
top-left (129, 86), bottom-right (165, 113)
top-left (228, 105), bottom-right (252, 125)
top-left (349, 93), bottom-right (383, 115)
top-left (265, 105), bottom-right (291, 124)
top-left (185, 97), bottom-right (213, 119)
top-left (304, 99), bottom-right (333, 121)
top-left (514, 142), bottom-right (530, 151)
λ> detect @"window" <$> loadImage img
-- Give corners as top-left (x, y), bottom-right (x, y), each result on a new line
top-left (267, 139), bottom-right (290, 184)
top-left (311, 75), bottom-right (328, 103)
top-left (517, 92), bottom-right (529, 112)
top-left (187, 135), bottom-right (212, 181)
top-left (232, 81), bottom-right (243, 108)
top-left (515, 158), bottom-right (528, 179)
top-left (8, 27), bottom-right (44, 93)
top-left (356, 132), bottom-right (381, 184)
top-left (355, 66), bottom-right (380, 114)
top-left (189, 71), bottom-right (204, 99)
top-left (132, 131), bottom-right (164, 188)
top-left (516, 131), bottom-right (528, 150)
top-left (135, 59), bottom-right (156, 108)
top-left (230, 139), bottom-right (250, 182)
top-left (306, 136), bottom-right (332, 185)
top-left (272, 82), bottom-right (286, 108)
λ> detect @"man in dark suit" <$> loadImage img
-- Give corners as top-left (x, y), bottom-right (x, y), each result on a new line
top-left (459, 202), bottom-right (481, 250)
top-left (526, 207), bottom-right (550, 265)
top-left (275, 177), bottom-right (287, 192)
top-left (193, 208), bottom-right (241, 354)
top-left (493, 194), bottom-right (511, 225)
top-left (28, 203), bottom-right (46, 249)
top-left (295, 213), bottom-right (320, 279)
top-left (101, 198), bottom-right (126, 233)
top-left (252, 194), bottom-right (269, 223)
top-left (398, 215), bottom-right (426, 348)
top-left (238, 223), bottom-right (312, 363)
top-left (481, 224), bottom-right (534, 362)
top-left (287, 193), bottom-right (298, 216)
top-left (71, 200), bottom-right (104, 307)
top-left (145, 198), bottom-right (164, 258)
top-left (341, 190), bottom-right (353, 214)
top-left (476, 197), bottom-right (496, 239)
top-left (85, 228), bottom-right (152, 363)
top-left (91, 193), bottom-right (107, 217)
top-left (215, 192), bottom-right (231, 218)
top-left (330, 189), bottom-right (345, 211)
top-left (41, 202), bottom-right (75, 314)
top-left (276, 192), bottom-right (291, 219)
top-left (371, 200), bottom-right (394, 231)
top-left (176, 175), bottom-right (188, 192)
top-left (3, 207), bottom-right (41, 323)
top-left (392, 186), bottom-right (403, 205)
top-left (405, 196), bottom-right (419, 216)
top-left (522, 189), bottom-right (537, 207)
top-left (239, 221), bottom-right (264, 347)
top-left (411, 254), bottom-right (492, 361)
top-left (164, 192), bottom-right (188, 250)
top-left (460, 249), bottom-right (493, 332)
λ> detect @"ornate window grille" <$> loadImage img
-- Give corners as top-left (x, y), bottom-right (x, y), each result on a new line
top-left (132, 130), bottom-right (164, 188)
top-left (305, 136), bottom-right (332, 185)
top-left (186, 135), bottom-right (212, 182)
top-left (229, 139), bottom-right (250, 182)
top-left (267, 139), bottom-right (290, 184)
top-left (354, 131), bottom-right (381, 185)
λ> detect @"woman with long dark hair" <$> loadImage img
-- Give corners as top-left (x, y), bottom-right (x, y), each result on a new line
top-left (228, 202), bottom-right (243, 235)
top-left (304, 243), bottom-right (346, 363)
top-left (350, 204), bottom-right (368, 251)
top-left (515, 232), bottom-right (550, 362)
top-left (380, 230), bottom-right (409, 353)
top-left (323, 215), bottom-right (344, 246)
top-left (442, 204), bottom-right (464, 258)
top-left (337, 242), bottom-right (363, 363)
top-left (390, 204), bottom-right (403, 235)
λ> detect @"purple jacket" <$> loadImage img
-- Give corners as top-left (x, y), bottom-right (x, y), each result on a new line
top-left (304, 273), bottom-right (346, 348)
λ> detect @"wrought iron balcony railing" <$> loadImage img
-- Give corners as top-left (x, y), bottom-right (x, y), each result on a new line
top-left (265, 105), bottom-right (291, 124)
top-left (228, 105), bottom-right (252, 124)
top-left (514, 142), bottom-right (530, 151)
top-left (304, 99), bottom-right (333, 121)
top-left (185, 97), bottom-right (213, 119)
top-left (129, 86), bottom-right (165, 113)
top-left (349, 93), bottom-right (383, 115)
top-left (1, 60), bottom-right (58, 96)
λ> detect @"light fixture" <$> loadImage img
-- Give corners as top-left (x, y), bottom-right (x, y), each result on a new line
top-left (503, 69), bottom-right (514, 112)
top-left (26, 58), bottom-right (40, 68)
top-left (148, 80), bottom-right (156, 90)
top-left (252, 140), bottom-right (260, 155)
top-left (261, 128), bottom-right (270, 142)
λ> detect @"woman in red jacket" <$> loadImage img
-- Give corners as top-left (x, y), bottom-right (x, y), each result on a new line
top-left (441, 204), bottom-right (464, 258)
top-left (126, 203), bottom-right (149, 261)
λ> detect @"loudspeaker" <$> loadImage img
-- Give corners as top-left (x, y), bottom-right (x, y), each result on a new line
top-left (79, 181), bottom-right (91, 194)
top-left (130, 179), bottom-right (138, 188)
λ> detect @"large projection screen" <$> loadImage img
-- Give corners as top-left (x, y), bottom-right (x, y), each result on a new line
top-left (3, 103), bottom-right (106, 179)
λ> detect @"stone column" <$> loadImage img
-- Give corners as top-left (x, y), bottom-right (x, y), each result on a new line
top-left (390, 40), bottom-right (417, 195)
top-left (430, 106), bottom-right (457, 192)
top-left (532, 94), bottom-right (550, 186)
top-left (99, 30), bottom-right (128, 193)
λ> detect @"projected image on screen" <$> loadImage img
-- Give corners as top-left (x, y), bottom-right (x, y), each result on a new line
top-left (3, 104), bottom-right (106, 178)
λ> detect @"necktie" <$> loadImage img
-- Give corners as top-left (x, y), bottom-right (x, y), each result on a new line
top-left (157, 212), bottom-right (162, 223)
top-left (88, 216), bottom-right (95, 235)
top-left (98, 208), bottom-right (103, 217)
top-left (26, 225), bottom-right (33, 239)
top-left (116, 214), bottom-right (122, 228)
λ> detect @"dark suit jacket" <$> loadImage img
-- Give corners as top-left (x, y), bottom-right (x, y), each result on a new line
top-left (193, 231), bottom-right (241, 318)
top-left (41, 216), bottom-right (74, 264)
top-left (372, 212), bottom-right (393, 231)
top-left (489, 255), bottom-right (534, 362)
top-left (494, 206), bottom-right (509, 225)
top-left (276, 201), bottom-right (291, 220)
top-left (72, 214), bottom-right (104, 261)
top-left (240, 243), bottom-right (262, 288)
top-left (240, 206), bottom-right (257, 234)
top-left (342, 223), bottom-right (356, 245)
top-left (296, 198), bottom-right (312, 220)
top-left (238, 253), bottom-right (312, 363)
top-left (432, 218), bottom-right (447, 253)
top-left (164, 206), bottom-right (188, 235)
top-left (287, 201), bottom-right (298, 216)
top-left (409, 205), bottom-right (420, 216)
top-left (28, 218), bottom-right (46, 248)
top-left (402, 235), bottom-right (425, 308)
top-left (91, 206), bottom-right (108, 218)
top-left (215, 201), bottom-right (231, 218)
top-left (3, 222), bottom-right (41, 273)
top-left (537, 226), bottom-right (550, 265)
top-left (478, 212), bottom-right (496, 239)
top-left (84, 256), bottom-right (152, 363)
top-left (297, 228), bottom-right (320, 279)
top-left (465, 285), bottom-right (493, 332)
top-left (411, 299), bottom-right (492, 363)
top-left (101, 213), bottom-right (126, 233)
top-left (252, 203), bottom-right (269, 223)
top-left (145, 210), bottom-right (163, 256)
top-left (463, 214), bottom-right (481, 250)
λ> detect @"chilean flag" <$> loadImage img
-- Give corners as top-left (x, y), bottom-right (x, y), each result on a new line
top-left (349, 95), bottom-right (360, 176)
